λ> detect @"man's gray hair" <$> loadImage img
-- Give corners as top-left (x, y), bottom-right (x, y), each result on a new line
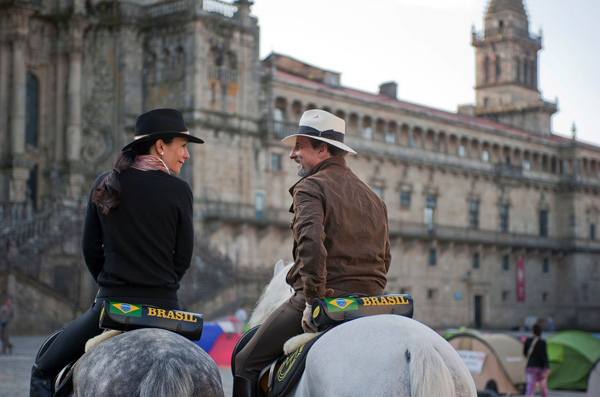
top-left (307, 138), bottom-right (348, 157)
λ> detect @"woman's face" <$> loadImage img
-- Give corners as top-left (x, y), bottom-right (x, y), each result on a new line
top-left (160, 137), bottom-right (190, 174)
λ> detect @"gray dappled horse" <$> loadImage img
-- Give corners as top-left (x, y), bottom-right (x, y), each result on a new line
top-left (72, 328), bottom-right (224, 397)
top-left (249, 261), bottom-right (478, 397)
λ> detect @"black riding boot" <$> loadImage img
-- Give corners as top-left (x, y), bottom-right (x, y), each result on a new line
top-left (233, 376), bottom-right (255, 397)
top-left (30, 364), bottom-right (53, 397)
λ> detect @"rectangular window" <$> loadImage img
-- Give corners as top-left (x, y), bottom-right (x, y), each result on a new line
top-left (502, 255), bottom-right (510, 272)
top-left (424, 207), bottom-right (434, 230)
top-left (399, 287), bottom-right (411, 295)
top-left (384, 130), bottom-right (395, 143)
top-left (591, 224), bottom-right (596, 240)
top-left (427, 288), bottom-right (438, 301)
top-left (270, 153), bottom-right (281, 171)
top-left (469, 201), bottom-right (479, 229)
top-left (254, 190), bottom-right (265, 221)
top-left (426, 194), bottom-right (436, 209)
top-left (372, 186), bottom-right (383, 198)
top-left (429, 249), bottom-right (437, 267)
top-left (499, 204), bottom-right (509, 233)
top-left (542, 258), bottom-right (549, 274)
top-left (502, 290), bottom-right (509, 302)
top-left (539, 210), bottom-right (548, 237)
top-left (473, 253), bottom-right (480, 269)
top-left (400, 191), bottom-right (411, 207)
top-left (542, 292), bottom-right (548, 302)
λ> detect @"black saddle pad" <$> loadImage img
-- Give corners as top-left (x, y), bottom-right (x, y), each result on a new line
top-left (99, 301), bottom-right (203, 341)
top-left (262, 334), bottom-right (323, 397)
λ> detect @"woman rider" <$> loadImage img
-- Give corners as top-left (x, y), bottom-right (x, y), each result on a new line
top-left (30, 108), bottom-right (204, 396)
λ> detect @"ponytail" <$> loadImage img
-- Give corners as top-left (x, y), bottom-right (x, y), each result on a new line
top-left (91, 140), bottom-right (157, 214)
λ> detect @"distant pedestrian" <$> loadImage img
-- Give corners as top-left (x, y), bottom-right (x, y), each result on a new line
top-left (234, 304), bottom-right (248, 324)
top-left (234, 304), bottom-right (248, 334)
top-left (523, 324), bottom-right (550, 397)
top-left (547, 314), bottom-right (555, 332)
top-left (0, 297), bottom-right (15, 355)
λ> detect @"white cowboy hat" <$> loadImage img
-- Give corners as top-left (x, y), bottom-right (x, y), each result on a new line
top-left (281, 109), bottom-right (357, 155)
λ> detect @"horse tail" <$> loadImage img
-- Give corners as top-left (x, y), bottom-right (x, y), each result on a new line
top-left (407, 344), bottom-right (456, 397)
top-left (139, 356), bottom-right (194, 397)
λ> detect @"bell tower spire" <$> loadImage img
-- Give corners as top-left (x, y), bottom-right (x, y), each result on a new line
top-left (472, 0), bottom-right (557, 136)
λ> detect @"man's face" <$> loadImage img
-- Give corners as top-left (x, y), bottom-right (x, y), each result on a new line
top-left (289, 136), bottom-right (323, 177)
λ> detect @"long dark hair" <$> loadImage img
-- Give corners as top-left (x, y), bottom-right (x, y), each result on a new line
top-left (92, 138), bottom-right (173, 214)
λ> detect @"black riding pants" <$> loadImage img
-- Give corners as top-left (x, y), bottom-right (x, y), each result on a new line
top-left (36, 295), bottom-right (180, 378)
top-left (234, 291), bottom-right (305, 382)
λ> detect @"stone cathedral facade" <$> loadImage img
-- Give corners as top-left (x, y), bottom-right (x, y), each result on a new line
top-left (1, 0), bottom-right (599, 330)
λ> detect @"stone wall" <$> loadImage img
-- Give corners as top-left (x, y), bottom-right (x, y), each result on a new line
top-left (1, 271), bottom-right (83, 335)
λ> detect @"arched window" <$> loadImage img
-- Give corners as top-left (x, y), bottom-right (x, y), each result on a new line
top-left (25, 72), bottom-right (39, 148)
top-left (227, 51), bottom-right (237, 70)
top-left (515, 57), bottom-right (521, 83)
top-left (484, 56), bottom-right (490, 83)
top-left (495, 56), bottom-right (501, 81)
top-left (524, 59), bottom-right (529, 86)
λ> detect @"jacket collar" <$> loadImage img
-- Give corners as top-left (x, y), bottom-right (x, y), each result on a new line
top-left (288, 156), bottom-right (347, 197)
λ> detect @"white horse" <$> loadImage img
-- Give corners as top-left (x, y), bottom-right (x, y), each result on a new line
top-left (71, 328), bottom-right (224, 397)
top-left (248, 262), bottom-right (477, 397)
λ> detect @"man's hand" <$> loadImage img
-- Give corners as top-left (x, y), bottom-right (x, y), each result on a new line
top-left (302, 303), bottom-right (318, 333)
top-left (301, 289), bottom-right (334, 333)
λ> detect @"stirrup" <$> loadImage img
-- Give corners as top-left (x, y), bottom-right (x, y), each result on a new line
top-left (232, 375), bottom-right (255, 397)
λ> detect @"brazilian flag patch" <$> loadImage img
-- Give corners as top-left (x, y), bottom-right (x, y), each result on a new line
top-left (326, 297), bottom-right (358, 312)
top-left (109, 302), bottom-right (142, 317)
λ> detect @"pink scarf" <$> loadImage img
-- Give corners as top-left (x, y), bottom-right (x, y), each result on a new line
top-left (130, 155), bottom-right (170, 174)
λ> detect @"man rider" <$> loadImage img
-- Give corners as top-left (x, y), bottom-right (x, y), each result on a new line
top-left (233, 109), bottom-right (391, 397)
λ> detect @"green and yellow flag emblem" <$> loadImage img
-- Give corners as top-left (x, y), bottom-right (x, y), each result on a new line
top-left (326, 298), bottom-right (358, 312)
top-left (109, 302), bottom-right (142, 317)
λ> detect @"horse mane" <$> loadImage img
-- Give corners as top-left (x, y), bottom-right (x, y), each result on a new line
top-left (248, 260), bottom-right (294, 328)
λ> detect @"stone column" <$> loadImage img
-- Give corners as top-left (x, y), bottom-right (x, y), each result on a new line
top-left (10, 38), bottom-right (26, 156)
top-left (64, 19), bottom-right (88, 201)
top-left (66, 50), bottom-right (83, 162)
top-left (6, 8), bottom-right (34, 202)
top-left (356, 115), bottom-right (363, 137)
top-left (466, 138), bottom-right (472, 158)
top-left (443, 133), bottom-right (449, 154)
top-left (408, 126), bottom-right (415, 147)
top-left (519, 150), bottom-right (524, 168)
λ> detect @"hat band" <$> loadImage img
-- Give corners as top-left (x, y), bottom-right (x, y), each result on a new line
top-left (134, 131), bottom-right (189, 140)
top-left (297, 126), bottom-right (344, 143)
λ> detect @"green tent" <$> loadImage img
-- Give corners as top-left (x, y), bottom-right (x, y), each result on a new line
top-left (547, 330), bottom-right (600, 391)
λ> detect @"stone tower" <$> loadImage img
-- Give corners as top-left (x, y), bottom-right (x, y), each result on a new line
top-left (472, 0), bottom-right (557, 136)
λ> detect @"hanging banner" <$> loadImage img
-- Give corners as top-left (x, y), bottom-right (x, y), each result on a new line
top-left (457, 350), bottom-right (486, 374)
top-left (516, 254), bottom-right (526, 302)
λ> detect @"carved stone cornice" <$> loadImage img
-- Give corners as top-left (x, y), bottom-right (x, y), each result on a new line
top-left (1, 5), bottom-right (35, 42)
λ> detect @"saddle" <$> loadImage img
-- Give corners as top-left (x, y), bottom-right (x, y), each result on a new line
top-left (50, 302), bottom-right (204, 397)
top-left (232, 293), bottom-right (413, 397)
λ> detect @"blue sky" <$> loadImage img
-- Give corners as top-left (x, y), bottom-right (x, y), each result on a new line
top-left (251, 0), bottom-right (600, 146)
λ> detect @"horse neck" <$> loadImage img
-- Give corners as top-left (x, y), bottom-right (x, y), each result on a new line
top-left (248, 263), bottom-right (294, 327)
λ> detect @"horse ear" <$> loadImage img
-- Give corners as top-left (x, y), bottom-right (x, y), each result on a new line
top-left (274, 260), bottom-right (285, 276)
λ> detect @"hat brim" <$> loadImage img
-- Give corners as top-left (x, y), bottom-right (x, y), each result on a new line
top-left (281, 134), bottom-right (357, 155)
top-left (122, 132), bottom-right (204, 152)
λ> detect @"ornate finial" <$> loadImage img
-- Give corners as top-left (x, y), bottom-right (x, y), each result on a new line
top-left (572, 122), bottom-right (577, 140)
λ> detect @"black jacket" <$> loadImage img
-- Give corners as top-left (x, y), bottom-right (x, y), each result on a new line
top-left (82, 168), bottom-right (194, 300)
top-left (523, 337), bottom-right (549, 368)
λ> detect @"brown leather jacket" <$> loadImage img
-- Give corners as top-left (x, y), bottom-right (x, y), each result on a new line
top-left (286, 156), bottom-right (391, 304)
